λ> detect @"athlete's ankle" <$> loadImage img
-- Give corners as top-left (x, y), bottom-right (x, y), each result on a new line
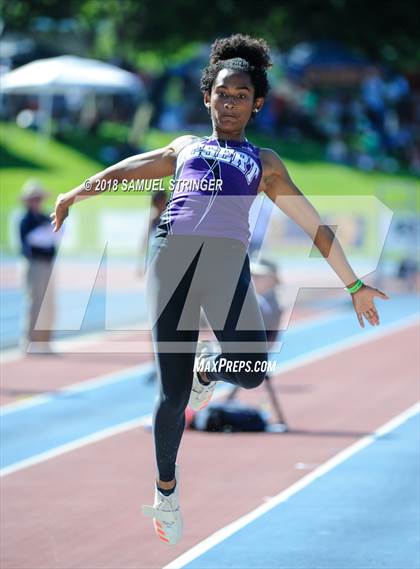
top-left (157, 482), bottom-right (176, 496)
top-left (156, 478), bottom-right (176, 495)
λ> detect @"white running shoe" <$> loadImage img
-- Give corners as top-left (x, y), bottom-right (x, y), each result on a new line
top-left (142, 464), bottom-right (183, 545)
top-left (188, 341), bottom-right (217, 411)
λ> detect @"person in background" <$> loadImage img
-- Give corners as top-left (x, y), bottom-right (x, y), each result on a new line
top-left (361, 67), bottom-right (387, 147)
top-left (139, 189), bottom-right (169, 382)
top-left (149, 190), bottom-right (168, 238)
top-left (249, 257), bottom-right (283, 346)
top-left (19, 180), bottom-right (58, 354)
top-left (248, 194), bottom-right (276, 258)
top-left (139, 190), bottom-right (168, 271)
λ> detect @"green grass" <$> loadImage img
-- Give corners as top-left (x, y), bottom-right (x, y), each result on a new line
top-left (1, 121), bottom-right (418, 255)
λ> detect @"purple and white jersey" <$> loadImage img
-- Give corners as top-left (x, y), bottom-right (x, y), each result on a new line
top-left (156, 135), bottom-right (263, 246)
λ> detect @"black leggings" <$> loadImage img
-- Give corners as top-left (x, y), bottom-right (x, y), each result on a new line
top-left (145, 234), bottom-right (268, 481)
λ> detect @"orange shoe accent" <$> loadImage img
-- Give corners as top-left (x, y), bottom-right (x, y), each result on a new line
top-left (157, 528), bottom-right (166, 536)
top-left (158, 535), bottom-right (170, 543)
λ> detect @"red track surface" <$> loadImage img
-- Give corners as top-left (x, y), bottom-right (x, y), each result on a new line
top-left (1, 319), bottom-right (418, 568)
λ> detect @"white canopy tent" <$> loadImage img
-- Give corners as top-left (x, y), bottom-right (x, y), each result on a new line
top-left (0, 55), bottom-right (145, 138)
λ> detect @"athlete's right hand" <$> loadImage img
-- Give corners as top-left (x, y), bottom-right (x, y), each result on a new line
top-left (50, 193), bottom-right (70, 232)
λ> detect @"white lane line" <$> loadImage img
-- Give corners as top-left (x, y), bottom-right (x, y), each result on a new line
top-left (0, 361), bottom-right (155, 416)
top-left (0, 415), bottom-right (150, 478)
top-left (0, 321), bottom-right (149, 364)
top-left (2, 310), bottom-right (417, 416)
top-left (0, 308), bottom-right (342, 414)
top-left (1, 314), bottom-right (417, 477)
top-left (269, 312), bottom-right (419, 375)
top-left (0, 305), bottom-right (337, 364)
top-left (0, 383), bottom-right (232, 478)
top-left (163, 401), bottom-right (420, 569)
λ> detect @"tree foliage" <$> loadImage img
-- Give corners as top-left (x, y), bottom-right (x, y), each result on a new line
top-left (2, 0), bottom-right (420, 71)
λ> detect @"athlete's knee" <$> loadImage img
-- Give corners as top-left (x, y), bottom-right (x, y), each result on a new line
top-left (237, 370), bottom-right (265, 389)
top-left (234, 354), bottom-right (267, 389)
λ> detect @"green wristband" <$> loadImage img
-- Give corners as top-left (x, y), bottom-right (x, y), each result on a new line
top-left (346, 279), bottom-right (364, 294)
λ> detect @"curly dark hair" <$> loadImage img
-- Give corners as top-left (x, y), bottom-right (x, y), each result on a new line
top-left (200, 34), bottom-right (272, 99)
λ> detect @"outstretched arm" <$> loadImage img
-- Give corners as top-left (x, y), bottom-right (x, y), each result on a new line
top-left (50, 135), bottom-right (197, 232)
top-left (259, 148), bottom-right (389, 327)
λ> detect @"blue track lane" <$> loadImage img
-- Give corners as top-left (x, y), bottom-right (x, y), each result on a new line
top-left (181, 411), bottom-right (420, 569)
top-left (1, 367), bottom-right (156, 468)
top-left (1, 295), bottom-right (418, 471)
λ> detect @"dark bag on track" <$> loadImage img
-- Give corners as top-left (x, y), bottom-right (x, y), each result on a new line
top-left (190, 401), bottom-right (267, 432)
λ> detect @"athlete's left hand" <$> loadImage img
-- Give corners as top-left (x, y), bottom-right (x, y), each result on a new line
top-left (351, 284), bottom-right (390, 328)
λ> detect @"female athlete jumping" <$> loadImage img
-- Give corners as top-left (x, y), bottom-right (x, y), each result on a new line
top-left (51, 34), bottom-right (389, 546)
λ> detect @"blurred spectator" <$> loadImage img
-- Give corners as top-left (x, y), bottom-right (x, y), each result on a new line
top-left (139, 189), bottom-right (168, 274)
top-left (250, 258), bottom-right (283, 346)
top-left (138, 189), bottom-right (170, 383)
top-left (248, 195), bottom-right (276, 257)
top-left (361, 67), bottom-right (386, 136)
top-left (397, 257), bottom-right (418, 292)
top-left (2, 41), bottom-right (418, 175)
top-left (19, 180), bottom-right (58, 354)
top-left (250, 59), bottom-right (418, 174)
top-left (326, 136), bottom-right (349, 164)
